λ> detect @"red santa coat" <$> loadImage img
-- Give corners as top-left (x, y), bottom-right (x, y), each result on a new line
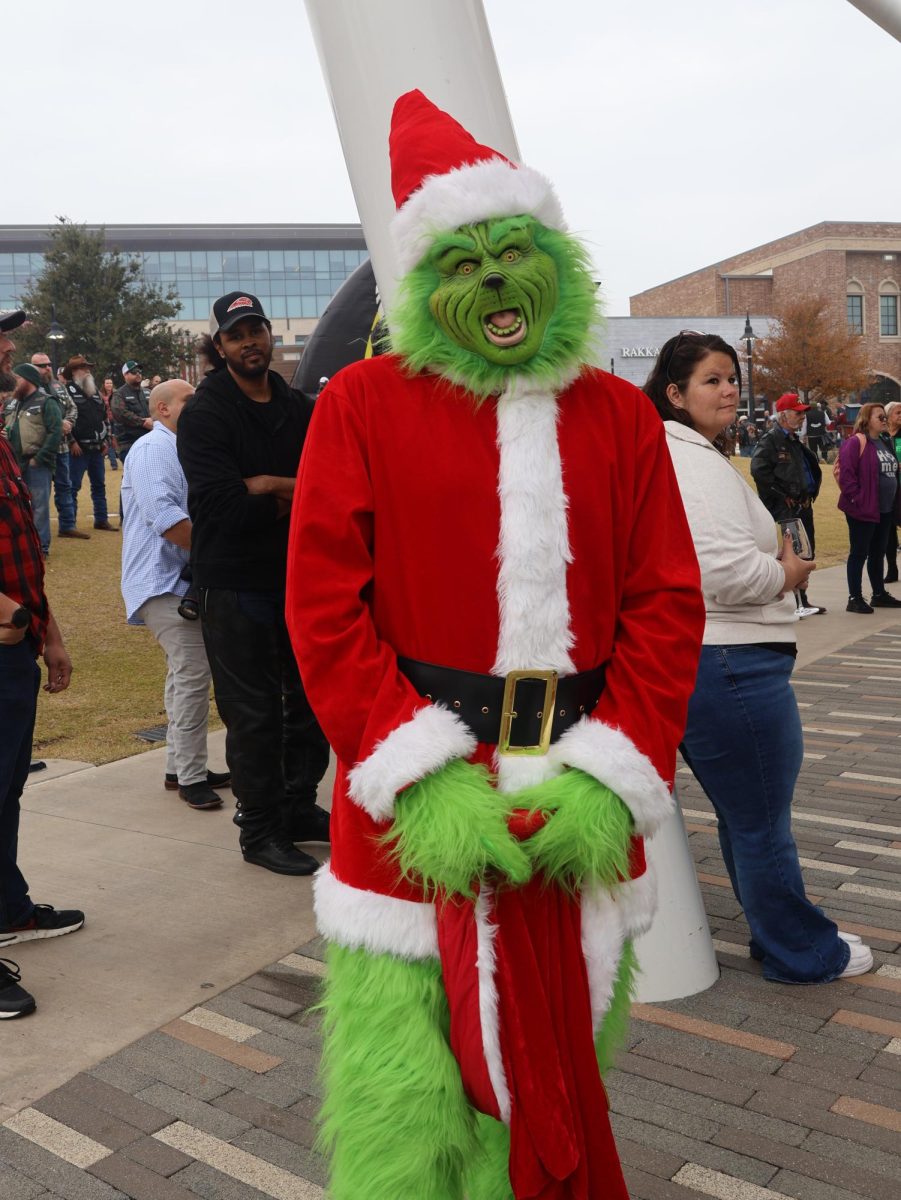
top-left (286, 354), bottom-right (703, 1039)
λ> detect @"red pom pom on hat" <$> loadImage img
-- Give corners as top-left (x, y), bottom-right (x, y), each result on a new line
top-left (389, 89), bottom-right (566, 273)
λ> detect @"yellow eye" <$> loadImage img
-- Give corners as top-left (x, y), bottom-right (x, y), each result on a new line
top-left (502, 250), bottom-right (519, 263)
top-left (458, 262), bottom-right (476, 276)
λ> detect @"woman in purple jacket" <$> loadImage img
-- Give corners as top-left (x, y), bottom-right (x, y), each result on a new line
top-left (838, 402), bottom-right (901, 613)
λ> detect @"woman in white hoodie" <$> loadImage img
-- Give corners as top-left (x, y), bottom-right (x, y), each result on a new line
top-left (644, 331), bottom-right (873, 983)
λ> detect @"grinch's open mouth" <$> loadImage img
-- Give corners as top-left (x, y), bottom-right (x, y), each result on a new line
top-left (484, 308), bottom-right (527, 346)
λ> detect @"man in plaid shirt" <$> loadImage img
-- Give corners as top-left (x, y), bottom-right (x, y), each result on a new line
top-left (0, 309), bottom-right (82, 1020)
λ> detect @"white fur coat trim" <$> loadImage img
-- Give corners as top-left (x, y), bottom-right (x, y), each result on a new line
top-left (475, 888), bottom-right (512, 1123)
top-left (314, 863), bottom-right (439, 960)
top-left (549, 717), bottom-right (675, 837)
top-left (347, 703), bottom-right (477, 822)
top-left (392, 158), bottom-right (566, 274)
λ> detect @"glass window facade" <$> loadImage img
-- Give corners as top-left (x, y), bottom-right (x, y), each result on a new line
top-left (847, 293), bottom-right (863, 334)
top-left (880, 293), bottom-right (899, 338)
top-left (0, 242), bottom-right (368, 321)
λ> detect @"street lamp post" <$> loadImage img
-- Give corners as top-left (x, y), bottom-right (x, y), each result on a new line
top-left (47, 304), bottom-right (65, 375)
top-left (743, 313), bottom-right (757, 427)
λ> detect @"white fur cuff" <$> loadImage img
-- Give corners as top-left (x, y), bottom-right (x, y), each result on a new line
top-left (549, 717), bottom-right (674, 837)
top-left (314, 864), bottom-right (439, 960)
top-left (347, 703), bottom-right (477, 822)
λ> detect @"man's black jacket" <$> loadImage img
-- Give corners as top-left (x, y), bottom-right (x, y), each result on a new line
top-left (176, 368), bottom-right (314, 590)
top-left (751, 424), bottom-right (822, 522)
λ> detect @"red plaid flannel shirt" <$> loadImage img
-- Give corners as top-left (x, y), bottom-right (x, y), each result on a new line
top-left (0, 435), bottom-right (49, 649)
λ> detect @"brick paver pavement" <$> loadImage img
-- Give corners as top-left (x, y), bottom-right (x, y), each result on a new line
top-left (2, 628), bottom-right (900, 1198)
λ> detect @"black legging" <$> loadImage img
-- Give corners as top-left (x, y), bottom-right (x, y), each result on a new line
top-left (886, 524), bottom-right (898, 577)
top-left (846, 511), bottom-right (894, 599)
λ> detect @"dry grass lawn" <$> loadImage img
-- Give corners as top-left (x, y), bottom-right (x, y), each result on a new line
top-left (34, 464), bottom-right (220, 765)
top-left (33, 452), bottom-right (849, 765)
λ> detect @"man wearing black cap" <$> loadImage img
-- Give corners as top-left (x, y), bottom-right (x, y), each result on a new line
top-left (177, 293), bottom-right (330, 876)
top-left (0, 309), bottom-right (83, 1020)
top-left (752, 393), bottom-right (826, 616)
top-left (3, 363), bottom-right (62, 557)
top-left (112, 360), bottom-right (152, 462)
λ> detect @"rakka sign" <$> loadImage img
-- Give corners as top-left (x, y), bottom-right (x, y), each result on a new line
top-left (620, 347), bottom-right (661, 359)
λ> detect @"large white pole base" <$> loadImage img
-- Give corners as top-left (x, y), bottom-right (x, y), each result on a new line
top-left (633, 798), bottom-right (720, 1002)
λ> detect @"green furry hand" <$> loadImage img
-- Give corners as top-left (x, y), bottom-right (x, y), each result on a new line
top-left (389, 759), bottom-right (531, 897)
top-left (516, 768), bottom-right (634, 890)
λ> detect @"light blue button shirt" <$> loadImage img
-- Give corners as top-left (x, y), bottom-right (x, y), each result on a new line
top-left (120, 422), bottom-right (191, 623)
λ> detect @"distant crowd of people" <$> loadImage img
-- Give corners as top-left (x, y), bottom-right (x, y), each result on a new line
top-left (1, 294), bottom-right (330, 1017)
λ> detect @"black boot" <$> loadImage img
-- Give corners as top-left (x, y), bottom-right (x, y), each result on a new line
top-left (235, 805), bottom-right (319, 876)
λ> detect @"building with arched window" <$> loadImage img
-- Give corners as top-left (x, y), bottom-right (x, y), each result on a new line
top-left (630, 221), bottom-right (901, 405)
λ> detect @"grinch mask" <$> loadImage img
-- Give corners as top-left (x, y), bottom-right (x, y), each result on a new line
top-left (390, 215), bottom-right (599, 400)
top-left (428, 217), bottom-right (557, 366)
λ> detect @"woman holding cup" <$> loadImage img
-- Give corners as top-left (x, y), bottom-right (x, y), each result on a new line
top-left (644, 332), bottom-right (872, 983)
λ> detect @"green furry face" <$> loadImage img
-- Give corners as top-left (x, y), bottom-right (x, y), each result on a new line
top-left (389, 216), bottom-right (601, 398)
top-left (428, 219), bottom-right (558, 366)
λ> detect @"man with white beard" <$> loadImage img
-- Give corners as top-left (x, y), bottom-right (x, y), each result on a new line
top-left (61, 355), bottom-right (116, 532)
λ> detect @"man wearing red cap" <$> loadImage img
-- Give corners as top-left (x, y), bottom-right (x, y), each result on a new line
top-left (286, 92), bottom-right (705, 1199)
top-left (752, 393), bottom-right (826, 616)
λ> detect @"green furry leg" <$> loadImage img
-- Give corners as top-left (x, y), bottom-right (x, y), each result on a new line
top-left (595, 939), bottom-right (638, 1074)
top-left (464, 1113), bottom-right (513, 1200)
top-left (320, 943), bottom-right (477, 1200)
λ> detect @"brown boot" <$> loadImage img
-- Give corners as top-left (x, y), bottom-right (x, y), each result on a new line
top-left (93, 521), bottom-right (118, 532)
top-left (58, 529), bottom-right (91, 540)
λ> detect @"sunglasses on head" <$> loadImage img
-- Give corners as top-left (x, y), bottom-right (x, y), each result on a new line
top-left (662, 329), bottom-right (709, 384)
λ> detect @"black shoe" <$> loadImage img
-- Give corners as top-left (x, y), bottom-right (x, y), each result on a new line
top-left (178, 782), bottom-right (224, 811)
top-left (871, 592), bottom-right (901, 608)
top-left (885, 569), bottom-right (899, 583)
top-left (165, 769), bottom-right (231, 792)
top-left (242, 838), bottom-right (319, 876)
top-left (846, 596), bottom-right (874, 614)
top-left (0, 904), bottom-right (85, 946)
top-left (0, 960), bottom-right (35, 1019)
top-left (288, 804), bottom-right (331, 844)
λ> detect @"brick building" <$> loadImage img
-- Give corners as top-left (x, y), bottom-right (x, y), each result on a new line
top-left (630, 222), bottom-right (901, 404)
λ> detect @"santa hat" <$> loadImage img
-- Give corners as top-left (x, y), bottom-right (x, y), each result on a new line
top-left (389, 89), bottom-right (566, 274)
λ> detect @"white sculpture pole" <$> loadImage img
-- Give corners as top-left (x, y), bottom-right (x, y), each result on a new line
top-left (846, 0), bottom-right (901, 41)
top-left (302, 0), bottom-right (718, 1000)
top-left (303, 0), bottom-right (520, 314)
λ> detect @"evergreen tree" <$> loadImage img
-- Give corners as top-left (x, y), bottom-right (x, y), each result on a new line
top-left (15, 219), bottom-right (191, 380)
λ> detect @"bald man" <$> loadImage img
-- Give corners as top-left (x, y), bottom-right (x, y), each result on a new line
top-left (121, 380), bottom-right (230, 811)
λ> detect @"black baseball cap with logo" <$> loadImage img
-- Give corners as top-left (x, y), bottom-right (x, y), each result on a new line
top-left (209, 292), bottom-right (270, 337)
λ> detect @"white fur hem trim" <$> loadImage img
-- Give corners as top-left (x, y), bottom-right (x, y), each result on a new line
top-left (392, 158), bottom-right (566, 274)
top-left (347, 703), bottom-right (477, 822)
top-left (475, 889), bottom-right (511, 1123)
top-left (549, 717), bottom-right (674, 837)
top-left (581, 866), bottom-right (657, 1029)
top-left (313, 863), bottom-right (438, 960)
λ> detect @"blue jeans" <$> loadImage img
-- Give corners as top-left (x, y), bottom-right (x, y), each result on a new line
top-left (680, 645), bottom-right (849, 983)
top-left (23, 462), bottom-right (52, 555)
top-left (0, 640), bottom-right (39, 930)
top-left (68, 448), bottom-right (109, 525)
top-left (54, 452), bottom-right (76, 532)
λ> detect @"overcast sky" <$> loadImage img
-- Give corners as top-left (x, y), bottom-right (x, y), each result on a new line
top-left (3, 1), bottom-right (897, 314)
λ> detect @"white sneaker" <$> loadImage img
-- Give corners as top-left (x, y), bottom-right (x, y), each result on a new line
top-left (838, 930), bottom-right (862, 945)
top-left (839, 941), bottom-right (874, 978)
top-left (797, 605), bottom-right (821, 618)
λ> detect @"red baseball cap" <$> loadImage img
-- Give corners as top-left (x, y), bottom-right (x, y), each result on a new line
top-left (775, 393), bottom-right (810, 413)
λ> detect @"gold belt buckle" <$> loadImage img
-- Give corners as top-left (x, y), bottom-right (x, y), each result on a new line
top-left (498, 669), bottom-right (558, 757)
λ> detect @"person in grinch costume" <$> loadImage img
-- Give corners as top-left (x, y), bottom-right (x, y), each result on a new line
top-left (286, 90), bottom-right (705, 1200)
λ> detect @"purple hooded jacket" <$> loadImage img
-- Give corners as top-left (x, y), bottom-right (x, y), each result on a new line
top-left (837, 433), bottom-right (883, 523)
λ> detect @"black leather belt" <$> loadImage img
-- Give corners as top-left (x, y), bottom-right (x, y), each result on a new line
top-left (397, 657), bottom-right (606, 755)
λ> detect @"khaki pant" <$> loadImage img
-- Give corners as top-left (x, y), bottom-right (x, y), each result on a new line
top-left (138, 594), bottom-right (212, 786)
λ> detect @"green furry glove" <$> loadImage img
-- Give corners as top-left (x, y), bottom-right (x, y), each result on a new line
top-left (516, 768), bottom-right (634, 890)
top-left (389, 759), bottom-right (532, 897)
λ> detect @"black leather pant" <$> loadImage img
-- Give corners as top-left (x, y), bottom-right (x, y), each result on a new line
top-left (200, 587), bottom-right (330, 848)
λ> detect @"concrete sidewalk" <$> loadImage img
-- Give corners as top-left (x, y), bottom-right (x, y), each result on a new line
top-left (0, 563), bottom-right (899, 1199)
